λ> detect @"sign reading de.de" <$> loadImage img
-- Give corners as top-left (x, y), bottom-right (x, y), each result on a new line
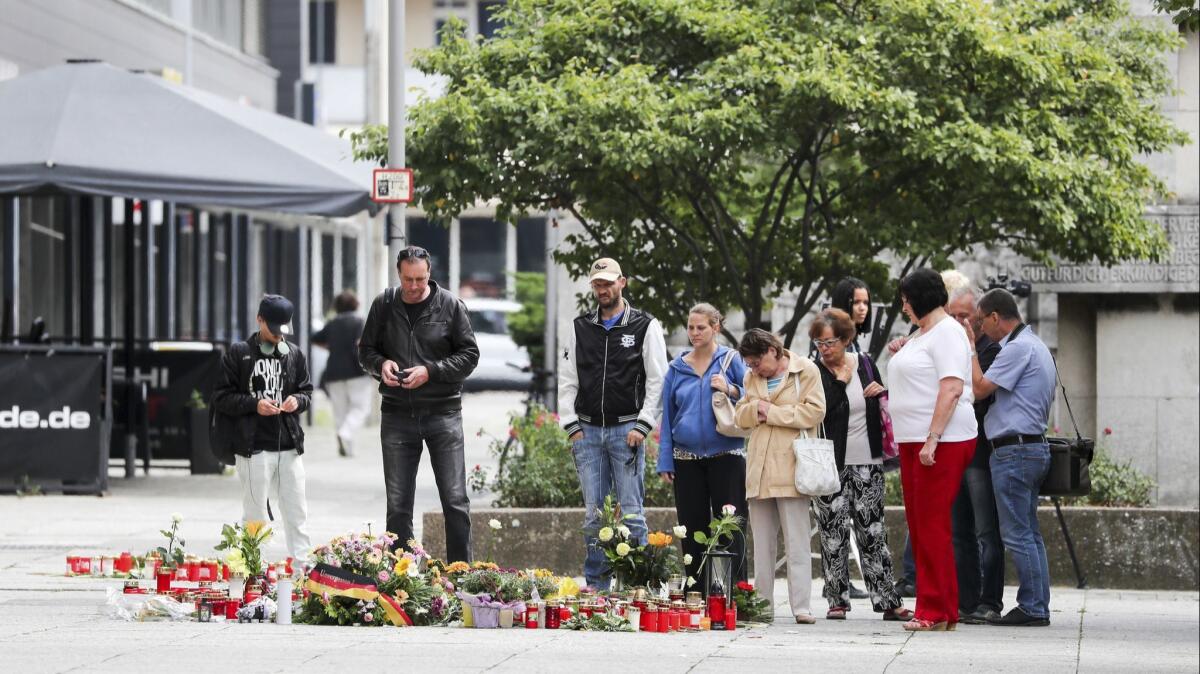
top-left (372, 168), bottom-right (414, 203)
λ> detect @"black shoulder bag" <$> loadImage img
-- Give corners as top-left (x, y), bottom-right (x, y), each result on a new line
top-left (1040, 342), bottom-right (1095, 497)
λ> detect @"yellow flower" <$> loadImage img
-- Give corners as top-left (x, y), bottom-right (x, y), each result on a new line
top-left (616, 542), bottom-right (632, 557)
top-left (245, 520), bottom-right (267, 537)
top-left (395, 590), bottom-right (409, 603)
top-left (445, 561), bottom-right (470, 574)
top-left (598, 527), bottom-right (614, 542)
top-left (394, 557), bottom-right (412, 576)
top-left (472, 561), bottom-right (499, 571)
top-left (557, 576), bottom-right (580, 598)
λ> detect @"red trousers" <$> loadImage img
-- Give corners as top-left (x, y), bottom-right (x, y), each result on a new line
top-left (900, 438), bottom-right (976, 624)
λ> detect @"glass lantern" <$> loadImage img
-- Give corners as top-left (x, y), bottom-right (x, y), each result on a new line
top-left (702, 549), bottom-right (737, 599)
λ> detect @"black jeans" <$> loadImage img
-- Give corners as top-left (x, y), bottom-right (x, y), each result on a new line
top-left (381, 410), bottom-right (472, 562)
top-left (952, 457), bottom-right (1006, 613)
top-left (672, 452), bottom-right (748, 583)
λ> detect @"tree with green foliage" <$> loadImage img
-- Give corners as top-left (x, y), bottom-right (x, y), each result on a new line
top-left (345, 0), bottom-right (1189, 355)
top-left (507, 271), bottom-right (546, 367)
top-left (1154, 0), bottom-right (1199, 32)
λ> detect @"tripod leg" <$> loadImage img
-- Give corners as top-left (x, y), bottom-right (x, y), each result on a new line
top-left (1052, 497), bottom-right (1087, 589)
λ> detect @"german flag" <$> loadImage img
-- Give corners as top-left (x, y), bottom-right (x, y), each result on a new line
top-left (378, 592), bottom-right (414, 627)
top-left (305, 563), bottom-right (379, 601)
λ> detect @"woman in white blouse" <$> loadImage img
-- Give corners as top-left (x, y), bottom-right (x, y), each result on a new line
top-left (887, 268), bottom-right (978, 632)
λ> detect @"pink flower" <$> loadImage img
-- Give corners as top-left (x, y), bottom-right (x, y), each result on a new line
top-left (721, 504), bottom-right (737, 516)
top-left (378, 570), bottom-right (391, 582)
top-left (1104, 427), bottom-right (1113, 436)
top-left (364, 612), bottom-right (374, 622)
top-left (508, 427), bottom-right (519, 439)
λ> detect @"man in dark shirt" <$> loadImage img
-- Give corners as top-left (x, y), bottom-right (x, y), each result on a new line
top-left (358, 247), bottom-right (479, 561)
top-left (947, 286), bottom-right (1005, 624)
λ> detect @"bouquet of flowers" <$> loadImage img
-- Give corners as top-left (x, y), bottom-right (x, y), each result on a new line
top-left (214, 520), bottom-right (272, 578)
top-left (296, 532), bottom-right (448, 627)
top-left (593, 495), bottom-right (680, 589)
top-left (732, 580), bottom-right (772, 623)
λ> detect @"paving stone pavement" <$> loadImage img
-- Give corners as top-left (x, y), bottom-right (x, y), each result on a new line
top-left (1, 393), bottom-right (1196, 673)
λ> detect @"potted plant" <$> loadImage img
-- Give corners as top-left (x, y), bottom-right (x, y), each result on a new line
top-left (215, 520), bottom-right (272, 599)
top-left (154, 513), bottom-right (186, 592)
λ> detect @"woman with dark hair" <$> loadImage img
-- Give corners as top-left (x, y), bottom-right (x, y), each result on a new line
top-left (886, 268), bottom-right (978, 631)
top-left (810, 308), bottom-right (912, 622)
top-left (829, 277), bottom-right (873, 351)
top-left (312, 290), bottom-right (371, 458)
top-left (734, 329), bottom-right (826, 624)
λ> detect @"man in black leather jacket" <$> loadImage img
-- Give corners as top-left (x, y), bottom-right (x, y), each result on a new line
top-left (211, 295), bottom-right (314, 562)
top-left (358, 246), bottom-right (480, 560)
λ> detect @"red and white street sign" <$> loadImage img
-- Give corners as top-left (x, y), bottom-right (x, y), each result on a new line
top-left (372, 168), bottom-right (414, 203)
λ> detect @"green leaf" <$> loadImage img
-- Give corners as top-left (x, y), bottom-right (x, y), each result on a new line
top-left (693, 531), bottom-right (709, 545)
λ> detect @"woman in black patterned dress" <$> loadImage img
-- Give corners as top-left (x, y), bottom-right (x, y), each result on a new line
top-left (810, 308), bottom-right (912, 622)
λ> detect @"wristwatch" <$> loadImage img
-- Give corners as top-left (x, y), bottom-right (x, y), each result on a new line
top-left (926, 431), bottom-right (942, 442)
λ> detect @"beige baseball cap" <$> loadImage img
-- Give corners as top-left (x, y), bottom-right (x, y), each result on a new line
top-left (588, 257), bottom-right (623, 282)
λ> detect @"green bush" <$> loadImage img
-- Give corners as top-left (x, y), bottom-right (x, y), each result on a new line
top-left (1068, 448), bottom-right (1155, 507)
top-left (884, 470), bottom-right (904, 507)
top-left (472, 405), bottom-right (674, 509)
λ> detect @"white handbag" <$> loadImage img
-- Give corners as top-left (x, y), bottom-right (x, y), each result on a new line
top-left (713, 351), bottom-right (753, 438)
top-left (792, 406), bottom-right (840, 498)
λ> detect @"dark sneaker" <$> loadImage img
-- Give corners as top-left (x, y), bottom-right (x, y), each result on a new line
top-left (337, 437), bottom-right (347, 457)
top-left (988, 608), bottom-right (1049, 627)
top-left (849, 583), bottom-right (869, 600)
top-left (893, 579), bottom-right (916, 598)
top-left (960, 608), bottom-right (1001, 625)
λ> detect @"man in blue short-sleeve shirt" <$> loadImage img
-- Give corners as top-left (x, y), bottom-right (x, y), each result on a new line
top-left (962, 288), bottom-right (1056, 628)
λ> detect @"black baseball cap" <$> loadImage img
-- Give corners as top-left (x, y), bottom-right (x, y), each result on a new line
top-left (258, 295), bottom-right (294, 337)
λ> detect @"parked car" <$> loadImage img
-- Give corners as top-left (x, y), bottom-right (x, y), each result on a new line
top-left (463, 297), bottom-right (533, 391)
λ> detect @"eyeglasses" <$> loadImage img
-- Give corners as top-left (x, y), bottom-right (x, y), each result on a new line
top-left (814, 339), bottom-right (842, 349)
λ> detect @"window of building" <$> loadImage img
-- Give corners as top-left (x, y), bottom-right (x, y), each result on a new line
top-left (309, 0), bottom-right (337, 64)
top-left (434, 0), bottom-right (506, 43)
top-left (459, 218), bottom-right (506, 298)
top-left (516, 217), bottom-right (546, 273)
top-left (407, 217), bottom-right (450, 288)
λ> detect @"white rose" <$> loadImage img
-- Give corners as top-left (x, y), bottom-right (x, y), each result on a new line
top-left (488, 519), bottom-right (502, 530)
top-left (598, 527), bottom-right (614, 542)
top-left (170, 513), bottom-right (183, 524)
top-left (617, 526), bottom-right (631, 539)
top-left (686, 576), bottom-right (697, 588)
top-left (683, 554), bottom-right (693, 565)
top-left (672, 525), bottom-right (687, 538)
top-left (721, 504), bottom-right (737, 517)
top-left (615, 542), bottom-right (632, 557)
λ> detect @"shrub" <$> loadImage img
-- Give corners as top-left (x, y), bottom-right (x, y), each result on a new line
top-left (1069, 448), bottom-right (1155, 507)
top-left (474, 405), bottom-right (674, 508)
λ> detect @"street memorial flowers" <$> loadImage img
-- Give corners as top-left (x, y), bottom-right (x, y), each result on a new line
top-left (593, 495), bottom-right (680, 590)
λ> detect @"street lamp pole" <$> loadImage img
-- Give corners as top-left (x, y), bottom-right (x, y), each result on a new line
top-left (387, 0), bottom-right (406, 286)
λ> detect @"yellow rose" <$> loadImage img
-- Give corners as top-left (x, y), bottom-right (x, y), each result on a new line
top-left (616, 542), bottom-right (632, 557)
top-left (245, 520), bottom-right (266, 537)
top-left (598, 527), bottom-right (614, 542)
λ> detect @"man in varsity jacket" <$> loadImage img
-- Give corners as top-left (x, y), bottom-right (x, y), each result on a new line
top-left (558, 257), bottom-right (669, 590)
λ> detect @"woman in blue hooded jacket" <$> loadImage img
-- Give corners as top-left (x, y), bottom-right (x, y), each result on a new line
top-left (657, 303), bottom-right (749, 583)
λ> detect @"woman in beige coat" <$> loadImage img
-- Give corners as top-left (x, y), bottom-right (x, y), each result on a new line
top-left (734, 329), bottom-right (827, 623)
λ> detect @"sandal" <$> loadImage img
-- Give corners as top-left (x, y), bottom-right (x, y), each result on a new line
top-left (826, 606), bottom-right (848, 620)
top-left (902, 619), bottom-right (949, 632)
top-left (883, 607), bottom-right (914, 621)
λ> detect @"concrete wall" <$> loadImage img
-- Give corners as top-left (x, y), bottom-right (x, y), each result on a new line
top-left (425, 506), bottom-right (1200, 590)
top-left (1095, 294), bottom-right (1200, 506)
top-left (0, 0), bottom-right (278, 109)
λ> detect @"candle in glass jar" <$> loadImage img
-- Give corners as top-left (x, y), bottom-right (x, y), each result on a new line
top-left (640, 605), bottom-right (658, 632)
top-left (545, 604), bottom-right (561, 629)
top-left (657, 604), bottom-right (670, 633)
top-left (724, 601), bottom-right (737, 631)
top-left (707, 594), bottom-right (727, 630)
top-left (626, 605), bottom-right (641, 632)
top-left (525, 604), bottom-right (539, 629)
